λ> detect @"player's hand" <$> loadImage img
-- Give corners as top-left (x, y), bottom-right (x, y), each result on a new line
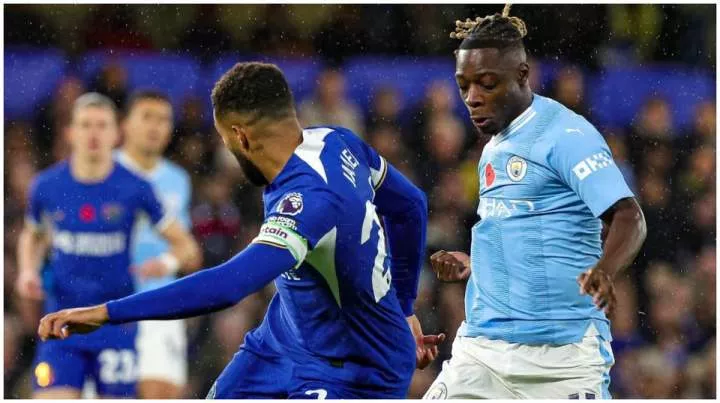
top-left (578, 268), bottom-right (616, 317)
top-left (133, 258), bottom-right (171, 279)
top-left (430, 251), bottom-right (471, 282)
top-left (38, 304), bottom-right (109, 341)
top-left (406, 315), bottom-right (446, 369)
top-left (15, 270), bottom-right (45, 301)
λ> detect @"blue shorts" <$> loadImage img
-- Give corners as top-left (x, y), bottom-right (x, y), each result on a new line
top-left (32, 324), bottom-right (138, 397)
top-left (207, 347), bottom-right (409, 399)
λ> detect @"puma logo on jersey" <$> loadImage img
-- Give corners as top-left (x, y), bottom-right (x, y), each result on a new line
top-left (565, 128), bottom-right (585, 135)
top-left (572, 152), bottom-right (614, 181)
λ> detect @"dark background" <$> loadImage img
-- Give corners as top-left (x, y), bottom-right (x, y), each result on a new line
top-left (4, 4), bottom-right (716, 398)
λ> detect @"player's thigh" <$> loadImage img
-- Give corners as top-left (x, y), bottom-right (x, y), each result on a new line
top-left (136, 320), bottom-right (187, 391)
top-left (206, 348), bottom-right (290, 399)
top-left (512, 335), bottom-right (615, 399)
top-left (32, 340), bottom-right (89, 395)
top-left (423, 336), bottom-right (519, 399)
top-left (90, 331), bottom-right (139, 398)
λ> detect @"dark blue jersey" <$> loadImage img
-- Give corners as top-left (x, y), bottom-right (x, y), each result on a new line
top-left (245, 127), bottom-right (421, 388)
top-left (27, 161), bottom-right (170, 312)
top-left (106, 126), bottom-right (428, 395)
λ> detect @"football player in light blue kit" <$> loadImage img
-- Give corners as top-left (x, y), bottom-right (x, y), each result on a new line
top-left (116, 91), bottom-right (202, 398)
top-left (424, 5), bottom-right (647, 399)
top-left (38, 62), bottom-right (445, 398)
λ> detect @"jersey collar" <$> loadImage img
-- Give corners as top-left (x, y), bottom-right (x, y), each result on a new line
top-left (493, 94), bottom-right (539, 141)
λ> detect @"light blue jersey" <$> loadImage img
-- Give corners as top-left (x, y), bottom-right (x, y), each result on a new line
top-left (460, 94), bottom-right (634, 345)
top-left (115, 151), bottom-right (192, 292)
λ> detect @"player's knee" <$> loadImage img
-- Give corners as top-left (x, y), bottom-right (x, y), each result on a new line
top-left (138, 380), bottom-right (182, 399)
top-left (33, 387), bottom-right (82, 399)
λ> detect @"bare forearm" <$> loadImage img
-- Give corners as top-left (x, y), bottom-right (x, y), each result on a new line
top-left (170, 239), bottom-right (202, 273)
top-left (17, 229), bottom-right (47, 274)
top-left (595, 198), bottom-right (647, 277)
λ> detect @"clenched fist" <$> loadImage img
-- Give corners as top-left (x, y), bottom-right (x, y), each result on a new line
top-left (38, 304), bottom-right (109, 341)
top-left (430, 250), bottom-right (471, 282)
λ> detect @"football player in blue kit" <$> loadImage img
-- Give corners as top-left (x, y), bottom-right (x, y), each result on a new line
top-left (17, 93), bottom-right (200, 398)
top-left (38, 63), bottom-right (444, 398)
top-left (424, 4), bottom-right (647, 399)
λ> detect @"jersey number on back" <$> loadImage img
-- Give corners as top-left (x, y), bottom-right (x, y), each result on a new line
top-left (361, 201), bottom-right (392, 302)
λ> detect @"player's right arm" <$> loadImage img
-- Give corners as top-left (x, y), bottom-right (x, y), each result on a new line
top-left (430, 250), bottom-right (471, 282)
top-left (37, 189), bottom-right (337, 340)
top-left (16, 178), bottom-right (49, 301)
top-left (38, 242), bottom-right (297, 340)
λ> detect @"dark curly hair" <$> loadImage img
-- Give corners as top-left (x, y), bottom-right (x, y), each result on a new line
top-left (211, 62), bottom-right (295, 125)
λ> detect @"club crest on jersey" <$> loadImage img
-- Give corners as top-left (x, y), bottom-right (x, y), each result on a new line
top-left (484, 163), bottom-right (496, 188)
top-left (102, 203), bottom-right (124, 223)
top-left (276, 192), bottom-right (304, 216)
top-left (506, 155), bottom-right (528, 182)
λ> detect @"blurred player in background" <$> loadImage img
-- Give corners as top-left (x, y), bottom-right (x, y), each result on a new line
top-left (37, 62), bottom-right (444, 398)
top-left (424, 4), bottom-right (647, 399)
top-left (16, 93), bottom-right (201, 399)
top-left (116, 90), bottom-right (202, 398)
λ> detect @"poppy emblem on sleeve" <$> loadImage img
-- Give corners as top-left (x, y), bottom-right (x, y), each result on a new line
top-left (484, 163), bottom-right (496, 188)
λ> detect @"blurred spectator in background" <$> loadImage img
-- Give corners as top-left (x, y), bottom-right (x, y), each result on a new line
top-left (313, 6), bottom-right (369, 66)
top-left (90, 63), bottom-right (130, 111)
top-left (628, 97), bottom-right (675, 168)
top-left (170, 96), bottom-right (210, 156)
top-left (417, 114), bottom-right (465, 191)
top-left (677, 101), bottom-right (716, 166)
top-left (298, 68), bottom-right (364, 136)
top-left (191, 174), bottom-right (241, 267)
top-left (84, 5), bottom-right (153, 50)
top-left (551, 65), bottom-right (591, 118)
top-left (367, 86), bottom-right (403, 133)
top-left (250, 5), bottom-right (310, 57)
top-left (34, 77), bottom-right (85, 167)
top-left (605, 131), bottom-right (637, 192)
top-left (407, 81), bottom-right (458, 152)
top-left (180, 5), bottom-right (233, 64)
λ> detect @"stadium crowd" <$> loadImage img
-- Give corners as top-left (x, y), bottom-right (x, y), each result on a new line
top-left (4, 4), bottom-right (716, 399)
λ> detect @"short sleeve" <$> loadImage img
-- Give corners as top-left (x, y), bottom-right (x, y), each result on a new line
top-left (333, 126), bottom-right (388, 190)
top-left (252, 189), bottom-right (339, 266)
top-left (138, 180), bottom-right (174, 231)
top-left (549, 124), bottom-right (634, 218)
top-left (25, 177), bottom-right (46, 231)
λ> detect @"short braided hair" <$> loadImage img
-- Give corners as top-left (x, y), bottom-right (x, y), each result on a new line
top-left (451, 4), bottom-right (527, 50)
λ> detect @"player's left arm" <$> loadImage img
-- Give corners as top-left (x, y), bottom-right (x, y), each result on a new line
top-left (550, 123), bottom-right (647, 315)
top-left (137, 180), bottom-right (202, 278)
top-left (371, 158), bottom-right (428, 317)
top-left (369, 156), bottom-right (445, 368)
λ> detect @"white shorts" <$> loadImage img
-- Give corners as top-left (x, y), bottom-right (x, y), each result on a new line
top-left (136, 320), bottom-right (188, 386)
top-left (424, 327), bottom-right (614, 399)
